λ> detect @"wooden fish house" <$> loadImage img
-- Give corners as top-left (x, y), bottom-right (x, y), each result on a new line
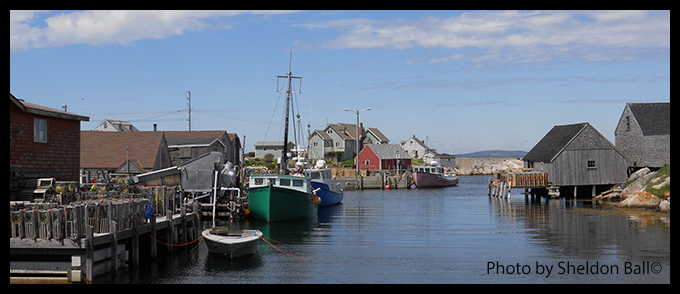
top-left (523, 122), bottom-right (627, 197)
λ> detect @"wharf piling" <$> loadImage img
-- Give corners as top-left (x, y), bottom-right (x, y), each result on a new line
top-left (488, 170), bottom-right (549, 199)
top-left (10, 185), bottom-right (202, 284)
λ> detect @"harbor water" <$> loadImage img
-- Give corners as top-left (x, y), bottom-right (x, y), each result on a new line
top-left (100, 175), bottom-right (670, 284)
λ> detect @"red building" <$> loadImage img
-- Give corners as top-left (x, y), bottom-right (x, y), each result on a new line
top-left (10, 93), bottom-right (89, 199)
top-left (357, 144), bottom-right (411, 172)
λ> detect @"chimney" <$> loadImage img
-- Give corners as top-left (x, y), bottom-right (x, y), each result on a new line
top-left (153, 124), bottom-right (157, 131)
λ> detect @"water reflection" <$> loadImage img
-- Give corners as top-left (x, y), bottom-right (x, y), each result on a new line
top-left (489, 195), bottom-right (670, 261)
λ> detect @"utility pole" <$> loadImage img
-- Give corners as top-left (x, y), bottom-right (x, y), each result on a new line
top-left (187, 91), bottom-right (192, 131)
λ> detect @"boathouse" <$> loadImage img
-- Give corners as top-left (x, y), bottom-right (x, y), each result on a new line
top-left (523, 122), bottom-right (627, 197)
top-left (614, 102), bottom-right (670, 172)
top-left (358, 144), bottom-right (411, 173)
top-left (10, 93), bottom-right (90, 200)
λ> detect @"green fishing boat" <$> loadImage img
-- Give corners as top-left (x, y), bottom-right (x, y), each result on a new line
top-left (247, 174), bottom-right (318, 222)
top-left (247, 52), bottom-right (319, 222)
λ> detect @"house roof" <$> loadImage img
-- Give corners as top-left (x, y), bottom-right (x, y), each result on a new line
top-left (366, 128), bottom-right (390, 143)
top-left (310, 129), bottom-right (332, 141)
top-left (96, 119), bottom-right (139, 131)
top-left (364, 144), bottom-right (410, 160)
top-left (81, 131), bottom-right (166, 169)
top-left (11, 93), bottom-right (89, 121)
top-left (627, 103), bottom-right (670, 135)
top-left (523, 123), bottom-right (589, 163)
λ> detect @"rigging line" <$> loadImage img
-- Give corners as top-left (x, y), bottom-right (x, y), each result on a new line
top-left (263, 90), bottom-right (284, 143)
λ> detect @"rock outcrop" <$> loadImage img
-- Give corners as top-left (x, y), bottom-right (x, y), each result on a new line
top-left (595, 166), bottom-right (670, 212)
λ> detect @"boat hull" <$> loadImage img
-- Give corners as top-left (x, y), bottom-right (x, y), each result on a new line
top-left (412, 171), bottom-right (459, 188)
top-left (247, 185), bottom-right (318, 222)
top-left (202, 229), bottom-right (263, 259)
top-left (311, 181), bottom-right (343, 207)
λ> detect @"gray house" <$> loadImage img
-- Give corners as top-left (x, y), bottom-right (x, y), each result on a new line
top-left (523, 122), bottom-right (627, 197)
top-left (254, 141), bottom-right (294, 161)
top-left (308, 123), bottom-right (389, 162)
top-left (615, 102), bottom-right (670, 172)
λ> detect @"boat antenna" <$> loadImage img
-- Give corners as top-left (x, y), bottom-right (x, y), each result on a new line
top-left (276, 51), bottom-right (302, 174)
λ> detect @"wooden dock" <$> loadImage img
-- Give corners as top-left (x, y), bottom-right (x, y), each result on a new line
top-left (10, 185), bottom-right (202, 284)
top-left (488, 170), bottom-right (549, 199)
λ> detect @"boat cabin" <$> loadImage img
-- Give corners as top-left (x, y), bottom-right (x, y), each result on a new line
top-left (413, 165), bottom-right (446, 174)
top-left (304, 169), bottom-right (332, 180)
top-left (249, 174), bottom-right (311, 194)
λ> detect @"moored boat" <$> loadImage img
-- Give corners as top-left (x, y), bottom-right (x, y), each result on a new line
top-left (202, 186), bottom-right (263, 258)
top-left (202, 228), bottom-right (263, 259)
top-left (304, 160), bottom-right (343, 207)
top-left (246, 52), bottom-right (320, 222)
top-left (247, 174), bottom-right (319, 222)
top-left (412, 165), bottom-right (459, 188)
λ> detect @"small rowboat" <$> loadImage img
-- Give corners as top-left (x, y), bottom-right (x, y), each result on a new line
top-left (201, 183), bottom-right (262, 258)
top-left (202, 228), bottom-right (263, 259)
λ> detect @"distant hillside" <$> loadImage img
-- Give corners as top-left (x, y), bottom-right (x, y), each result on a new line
top-left (455, 150), bottom-right (527, 158)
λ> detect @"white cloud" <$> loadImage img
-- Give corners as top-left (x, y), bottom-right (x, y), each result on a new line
top-left (296, 10), bottom-right (670, 64)
top-left (10, 10), bottom-right (298, 52)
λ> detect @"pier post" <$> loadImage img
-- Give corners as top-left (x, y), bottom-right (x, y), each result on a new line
top-left (150, 200), bottom-right (157, 259)
top-left (85, 224), bottom-right (94, 284)
top-left (110, 220), bottom-right (118, 275)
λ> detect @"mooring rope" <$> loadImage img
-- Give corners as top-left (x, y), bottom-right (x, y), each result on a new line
top-left (146, 233), bottom-right (203, 247)
top-left (259, 235), bottom-right (313, 262)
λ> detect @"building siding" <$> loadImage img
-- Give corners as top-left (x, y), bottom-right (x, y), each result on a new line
top-left (10, 100), bottom-right (82, 181)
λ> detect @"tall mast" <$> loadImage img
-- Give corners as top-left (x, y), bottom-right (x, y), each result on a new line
top-left (277, 52), bottom-right (302, 174)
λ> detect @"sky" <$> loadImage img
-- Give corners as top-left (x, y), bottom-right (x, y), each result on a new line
top-left (10, 10), bottom-right (670, 154)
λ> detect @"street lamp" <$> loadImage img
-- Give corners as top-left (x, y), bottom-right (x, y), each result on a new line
top-left (345, 107), bottom-right (370, 189)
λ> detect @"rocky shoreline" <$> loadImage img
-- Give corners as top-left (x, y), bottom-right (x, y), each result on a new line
top-left (594, 166), bottom-right (670, 212)
top-left (454, 157), bottom-right (524, 175)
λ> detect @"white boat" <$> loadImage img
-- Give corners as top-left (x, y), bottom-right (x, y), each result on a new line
top-left (202, 228), bottom-right (263, 259)
top-left (202, 181), bottom-right (262, 258)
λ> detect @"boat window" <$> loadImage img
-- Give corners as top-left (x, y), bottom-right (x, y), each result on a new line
top-left (323, 171), bottom-right (331, 178)
top-left (279, 178), bottom-right (291, 186)
top-left (309, 172), bottom-right (320, 179)
top-left (254, 178), bottom-right (265, 185)
top-left (293, 179), bottom-right (304, 187)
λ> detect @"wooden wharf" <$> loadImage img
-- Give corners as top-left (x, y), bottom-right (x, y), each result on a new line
top-left (10, 185), bottom-right (202, 284)
top-left (488, 170), bottom-right (549, 199)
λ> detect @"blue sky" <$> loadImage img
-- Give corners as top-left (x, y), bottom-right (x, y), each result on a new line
top-left (10, 10), bottom-right (670, 154)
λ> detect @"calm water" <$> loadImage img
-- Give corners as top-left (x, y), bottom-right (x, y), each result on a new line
top-left (101, 175), bottom-right (670, 284)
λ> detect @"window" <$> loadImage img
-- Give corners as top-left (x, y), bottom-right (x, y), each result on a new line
top-left (279, 178), bottom-right (291, 186)
top-left (365, 160), bottom-right (370, 166)
top-left (587, 160), bottom-right (596, 169)
top-left (292, 179), bottom-right (304, 187)
top-left (34, 118), bottom-right (48, 143)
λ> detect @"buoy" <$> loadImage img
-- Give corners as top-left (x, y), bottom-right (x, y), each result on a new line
top-left (385, 184), bottom-right (390, 190)
top-left (313, 196), bottom-right (321, 205)
top-left (244, 208), bottom-right (250, 217)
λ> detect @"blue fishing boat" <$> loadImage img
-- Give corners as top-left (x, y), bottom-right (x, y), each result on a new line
top-left (305, 160), bottom-right (343, 207)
